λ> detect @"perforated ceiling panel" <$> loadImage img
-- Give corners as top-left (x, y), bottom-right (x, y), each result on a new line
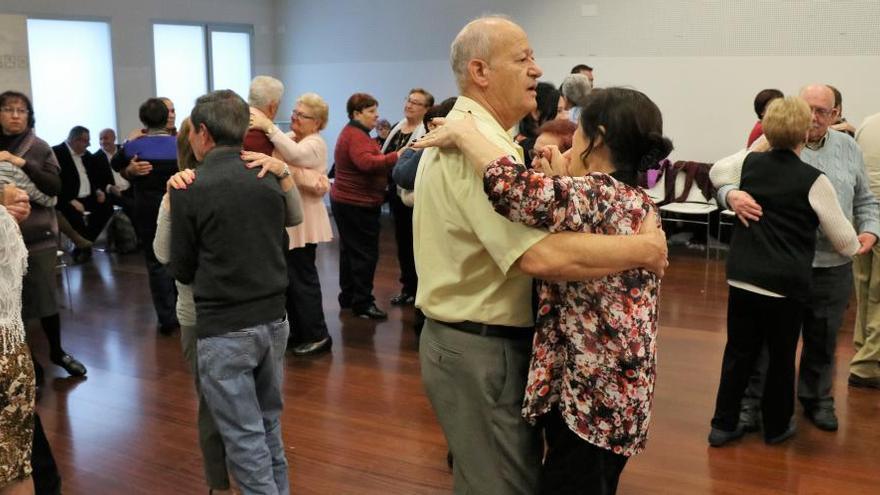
top-left (526, 0), bottom-right (880, 57)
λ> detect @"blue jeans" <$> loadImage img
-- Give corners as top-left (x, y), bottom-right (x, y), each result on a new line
top-left (197, 317), bottom-right (290, 495)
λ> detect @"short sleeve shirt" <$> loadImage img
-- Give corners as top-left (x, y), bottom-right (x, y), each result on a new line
top-left (412, 96), bottom-right (549, 327)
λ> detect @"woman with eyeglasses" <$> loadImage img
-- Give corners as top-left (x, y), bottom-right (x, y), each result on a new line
top-left (249, 93), bottom-right (335, 355)
top-left (0, 91), bottom-right (87, 384)
top-left (381, 88), bottom-right (435, 308)
top-left (330, 93), bottom-right (399, 320)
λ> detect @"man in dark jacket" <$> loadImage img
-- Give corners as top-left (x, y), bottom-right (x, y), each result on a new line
top-left (169, 89), bottom-right (291, 495)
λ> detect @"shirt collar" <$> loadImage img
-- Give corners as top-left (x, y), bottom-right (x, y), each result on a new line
top-left (451, 96), bottom-right (522, 159)
top-left (806, 131), bottom-right (828, 151)
top-left (65, 141), bottom-right (84, 158)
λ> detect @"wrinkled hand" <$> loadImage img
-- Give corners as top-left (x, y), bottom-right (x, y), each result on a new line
top-left (127, 128), bottom-right (147, 141)
top-left (638, 209), bottom-right (669, 277)
top-left (70, 199), bottom-right (85, 214)
top-left (167, 169), bottom-right (196, 191)
top-left (0, 150), bottom-right (26, 167)
top-left (856, 233), bottom-right (877, 255)
top-left (831, 121), bottom-right (856, 135)
top-left (4, 188), bottom-right (31, 223)
top-left (125, 155), bottom-right (153, 177)
top-left (241, 150), bottom-right (287, 178)
top-left (95, 189), bottom-right (106, 203)
top-left (748, 135), bottom-right (770, 152)
top-left (412, 114), bottom-right (478, 150)
top-left (533, 145), bottom-right (568, 177)
top-left (727, 190), bottom-right (762, 227)
top-left (249, 109), bottom-right (274, 133)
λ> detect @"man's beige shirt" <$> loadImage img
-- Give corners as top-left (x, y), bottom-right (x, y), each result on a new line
top-left (413, 96), bottom-right (548, 327)
top-left (857, 112), bottom-right (880, 199)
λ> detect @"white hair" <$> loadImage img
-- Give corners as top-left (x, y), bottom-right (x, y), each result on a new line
top-left (561, 74), bottom-right (593, 108)
top-left (248, 75), bottom-right (284, 110)
top-left (449, 15), bottom-right (513, 92)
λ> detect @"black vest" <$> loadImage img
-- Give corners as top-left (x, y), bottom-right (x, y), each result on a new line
top-left (726, 149), bottom-right (822, 302)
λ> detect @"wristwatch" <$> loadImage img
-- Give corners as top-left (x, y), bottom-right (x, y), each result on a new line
top-left (280, 164), bottom-right (291, 178)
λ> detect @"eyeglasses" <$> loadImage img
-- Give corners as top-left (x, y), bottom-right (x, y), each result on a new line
top-left (405, 97), bottom-right (427, 107)
top-left (809, 106), bottom-right (834, 118)
top-left (0, 107), bottom-right (29, 116)
top-left (292, 111), bottom-right (316, 121)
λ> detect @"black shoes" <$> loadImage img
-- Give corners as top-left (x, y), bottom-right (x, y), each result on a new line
top-left (354, 304), bottom-right (387, 320)
top-left (805, 405), bottom-right (838, 431)
top-left (738, 402), bottom-right (762, 433)
top-left (158, 323), bottom-right (180, 336)
top-left (50, 353), bottom-right (87, 377)
top-left (765, 420), bottom-right (797, 445)
top-left (848, 373), bottom-right (880, 389)
top-left (71, 247), bottom-right (92, 264)
top-left (708, 426), bottom-right (745, 447)
top-left (390, 292), bottom-right (415, 306)
top-left (291, 337), bottom-right (332, 356)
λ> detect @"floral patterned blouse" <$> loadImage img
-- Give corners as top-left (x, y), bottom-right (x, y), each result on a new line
top-left (483, 156), bottom-right (660, 457)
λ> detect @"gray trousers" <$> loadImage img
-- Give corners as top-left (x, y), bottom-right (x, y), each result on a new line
top-left (419, 319), bottom-right (540, 495)
top-left (744, 263), bottom-right (853, 409)
top-left (181, 325), bottom-right (230, 490)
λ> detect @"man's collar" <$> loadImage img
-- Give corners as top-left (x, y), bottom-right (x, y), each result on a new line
top-left (806, 131), bottom-right (828, 151)
top-left (65, 141), bottom-right (84, 158)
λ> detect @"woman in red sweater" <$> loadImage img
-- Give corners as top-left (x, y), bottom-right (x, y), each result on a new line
top-left (330, 93), bottom-right (398, 319)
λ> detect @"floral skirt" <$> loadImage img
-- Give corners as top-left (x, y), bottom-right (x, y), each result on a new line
top-left (0, 342), bottom-right (35, 487)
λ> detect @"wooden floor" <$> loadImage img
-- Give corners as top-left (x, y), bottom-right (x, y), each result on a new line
top-left (28, 215), bottom-right (880, 494)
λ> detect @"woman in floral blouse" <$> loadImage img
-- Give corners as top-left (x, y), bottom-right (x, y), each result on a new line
top-left (415, 87), bottom-right (672, 494)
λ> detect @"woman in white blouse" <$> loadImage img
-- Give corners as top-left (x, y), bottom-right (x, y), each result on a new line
top-left (250, 93), bottom-right (334, 355)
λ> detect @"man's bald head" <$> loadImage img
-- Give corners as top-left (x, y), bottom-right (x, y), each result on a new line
top-left (800, 84), bottom-right (838, 141)
top-left (450, 16), bottom-right (519, 91)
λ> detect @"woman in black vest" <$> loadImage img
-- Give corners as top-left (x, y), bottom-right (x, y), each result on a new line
top-left (708, 96), bottom-right (860, 446)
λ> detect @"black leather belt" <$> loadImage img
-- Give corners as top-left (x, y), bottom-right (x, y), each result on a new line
top-left (431, 319), bottom-right (534, 340)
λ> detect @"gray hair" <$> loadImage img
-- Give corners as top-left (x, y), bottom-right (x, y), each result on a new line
top-left (248, 75), bottom-right (285, 110)
top-left (449, 15), bottom-right (512, 91)
top-left (191, 89), bottom-right (249, 147)
top-left (561, 74), bottom-right (593, 108)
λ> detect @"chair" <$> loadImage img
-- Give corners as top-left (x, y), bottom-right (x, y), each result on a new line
top-left (56, 250), bottom-right (73, 312)
top-left (657, 168), bottom-right (718, 257)
top-left (716, 209), bottom-right (736, 245)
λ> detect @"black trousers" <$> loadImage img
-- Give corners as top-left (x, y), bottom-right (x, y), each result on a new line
top-left (139, 221), bottom-right (179, 329)
top-left (743, 263), bottom-right (853, 410)
top-left (31, 412), bottom-right (62, 495)
top-left (539, 408), bottom-right (629, 495)
top-left (285, 244), bottom-right (330, 344)
top-left (330, 200), bottom-right (381, 311)
top-left (389, 192), bottom-right (418, 295)
top-left (110, 188), bottom-right (136, 223)
top-left (56, 195), bottom-right (114, 241)
top-left (712, 286), bottom-right (802, 438)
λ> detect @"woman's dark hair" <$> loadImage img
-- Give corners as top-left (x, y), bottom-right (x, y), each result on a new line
top-left (578, 87), bottom-right (673, 187)
top-left (423, 97), bottom-right (458, 128)
top-left (518, 82), bottom-right (560, 144)
top-left (753, 88), bottom-right (784, 119)
top-left (0, 91), bottom-right (35, 129)
top-left (346, 93), bottom-right (378, 119)
top-left (139, 97), bottom-right (170, 129)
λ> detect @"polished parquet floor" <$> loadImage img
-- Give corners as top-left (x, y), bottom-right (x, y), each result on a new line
top-left (27, 216), bottom-right (880, 494)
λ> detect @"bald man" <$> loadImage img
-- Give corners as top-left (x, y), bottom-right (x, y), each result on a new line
top-left (720, 84), bottom-right (880, 433)
top-left (414, 16), bottom-right (666, 494)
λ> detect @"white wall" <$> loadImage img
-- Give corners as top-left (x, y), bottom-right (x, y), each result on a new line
top-left (277, 0), bottom-right (880, 163)
top-left (1, 0), bottom-right (276, 146)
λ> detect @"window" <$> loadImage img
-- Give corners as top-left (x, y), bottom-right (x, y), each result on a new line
top-left (27, 19), bottom-right (117, 149)
top-left (153, 23), bottom-right (253, 128)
